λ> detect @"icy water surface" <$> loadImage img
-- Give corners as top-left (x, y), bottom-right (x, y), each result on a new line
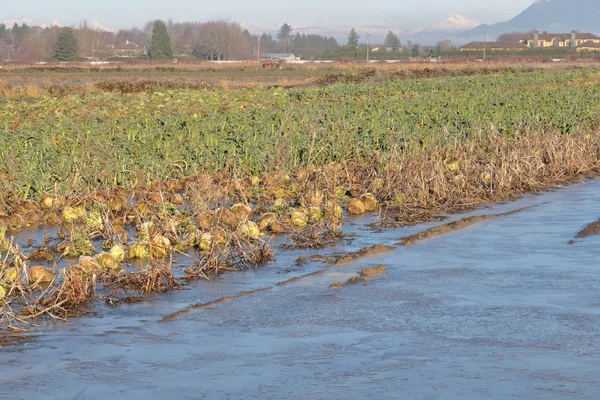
top-left (2, 180), bottom-right (600, 399)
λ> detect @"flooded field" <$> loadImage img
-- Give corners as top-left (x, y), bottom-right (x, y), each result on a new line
top-left (2, 178), bottom-right (599, 399)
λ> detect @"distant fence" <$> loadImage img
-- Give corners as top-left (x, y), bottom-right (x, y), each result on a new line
top-left (2, 56), bottom-right (600, 70)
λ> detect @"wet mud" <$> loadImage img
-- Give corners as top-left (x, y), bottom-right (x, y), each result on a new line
top-left (275, 271), bottom-right (324, 286)
top-left (160, 287), bottom-right (272, 322)
top-left (570, 218), bottom-right (600, 243)
top-left (295, 254), bottom-right (335, 266)
top-left (162, 270), bottom-right (328, 322)
top-left (396, 206), bottom-right (535, 247)
top-left (329, 265), bottom-right (387, 289)
top-left (162, 206), bottom-right (538, 322)
top-left (0, 334), bottom-right (38, 347)
top-left (360, 265), bottom-right (388, 278)
top-left (329, 276), bottom-right (365, 289)
top-left (162, 245), bottom-right (396, 321)
top-left (295, 245), bottom-right (395, 267)
top-left (334, 244), bottom-right (395, 265)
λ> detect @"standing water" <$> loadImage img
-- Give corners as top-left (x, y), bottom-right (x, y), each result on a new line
top-left (1, 179), bottom-right (600, 399)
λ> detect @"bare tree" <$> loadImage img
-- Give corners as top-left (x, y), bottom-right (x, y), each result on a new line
top-left (74, 21), bottom-right (114, 57)
top-left (15, 34), bottom-right (44, 62)
top-left (166, 21), bottom-right (203, 55)
top-left (436, 40), bottom-right (454, 51)
top-left (115, 28), bottom-right (150, 49)
top-left (13, 27), bottom-right (62, 62)
top-left (192, 21), bottom-right (249, 60)
top-left (0, 42), bottom-right (10, 60)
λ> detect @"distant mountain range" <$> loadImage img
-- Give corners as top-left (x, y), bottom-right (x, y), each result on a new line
top-left (4, 0), bottom-right (599, 47)
top-left (0, 18), bottom-right (113, 32)
top-left (252, 15), bottom-right (481, 46)
top-left (401, 15), bottom-right (481, 45)
top-left (462, 0), bottom-right (600, 42)
top-left (409, 0), bottom-right (600, 45)
top-left (426, 15), bottom-right (482, 32)
top-left (0, 18), bottom-right (59, 29)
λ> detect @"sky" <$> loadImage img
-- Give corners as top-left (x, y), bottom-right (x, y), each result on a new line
top-left (3, 0), bottom-right (535, 31)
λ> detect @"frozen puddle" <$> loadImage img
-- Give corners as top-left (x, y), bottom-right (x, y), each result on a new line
top-left (2, 179), bottom-right (600, 399)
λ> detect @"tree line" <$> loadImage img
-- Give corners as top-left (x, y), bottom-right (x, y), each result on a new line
top-left (0, 20), bottom-right (457, 62)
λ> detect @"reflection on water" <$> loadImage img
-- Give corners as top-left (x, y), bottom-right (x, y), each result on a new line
top-left (2, 179), bottom-right (600, 399)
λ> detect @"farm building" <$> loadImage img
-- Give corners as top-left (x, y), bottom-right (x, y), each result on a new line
top-left (111, 40), bottom-right (146, 57)
top-left (460, 41), bottom-right (529, 51)
top-left (259, 53), bottom-right (298, 61)
top-left (372, 47), bottom-right (403, 53)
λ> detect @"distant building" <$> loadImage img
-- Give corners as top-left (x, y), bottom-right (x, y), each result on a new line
top-left (372, 47), bottom-right (403, 53)
top-left (577, 41), bottom-right (600, 52)
top-left (260, 53), bottom-right (298, 62)
top-left (522, 31), bottom-right (600, 48)
top-left (460, 41), bottom-right (529, 51)
top-left (460, 31), bottom-right (600, 52)
top-left (111, 40), bottom-right (146, 57)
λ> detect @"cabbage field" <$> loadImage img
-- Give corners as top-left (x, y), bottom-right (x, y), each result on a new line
top-left (2, 65), bottom-right (600, 331)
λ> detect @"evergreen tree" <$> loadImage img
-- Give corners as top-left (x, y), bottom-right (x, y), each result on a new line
top-left (277, 23), bottom-right (293, 41)
top-left (10, 23), bottom-right (30, 48)
top-left (411, 44), bottom-right (420, 58)
top-left (149, 20), bottom-right (173, 60)
top-left (347, 28), bottom-right (360, 59)
top-left (277, 23), bottom-right (293, 52)
top-left (259, 33), bottom-right (277, 53)
top-left (11, 23), bottom-right (21, 48)
top-left (384, 31), bottom-right (401, 50)
top-left (0, 24), bottom-right (6, 40)
top-left (290, 33), bottom-right (339, 59)
top-left (20, 24), bottom-right (30, 36)
top-left (53, 27), bottom-right (78, 61)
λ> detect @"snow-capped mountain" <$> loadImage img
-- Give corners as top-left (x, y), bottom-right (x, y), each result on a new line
top-left (246, 15), bottom-right (481, 47)
top-left (39, 20), bottom-right (63, 29)
top-left (1, 18), bottom-right (113, 32)
top-left (1, 18), bottom-right (35, 27)
top-left (462, 0), bottom-right (600, 41)
top-left (402, 15), bottom-right (482, 45)
top-left (85, 21), bottom-right (114, 32)
top-left (422, 15), bottom-right (481, 33)
top-left (243, 23), bottom-right (394, 44)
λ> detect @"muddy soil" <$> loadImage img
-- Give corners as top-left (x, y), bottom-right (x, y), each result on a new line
top-left (573, 218), bottom-right (600, 240)
top-left (360, 265), bottom-right (387, 278)
top-left (329, 266), bottom-right (387, 289)
top-left (396, 206), bottom-right (535, 247)
top-left (334, 244), bottom-right (395, 265)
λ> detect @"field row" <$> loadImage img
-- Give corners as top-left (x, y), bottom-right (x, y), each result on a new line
top-left (2, 68), bottom-right (600, 202)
